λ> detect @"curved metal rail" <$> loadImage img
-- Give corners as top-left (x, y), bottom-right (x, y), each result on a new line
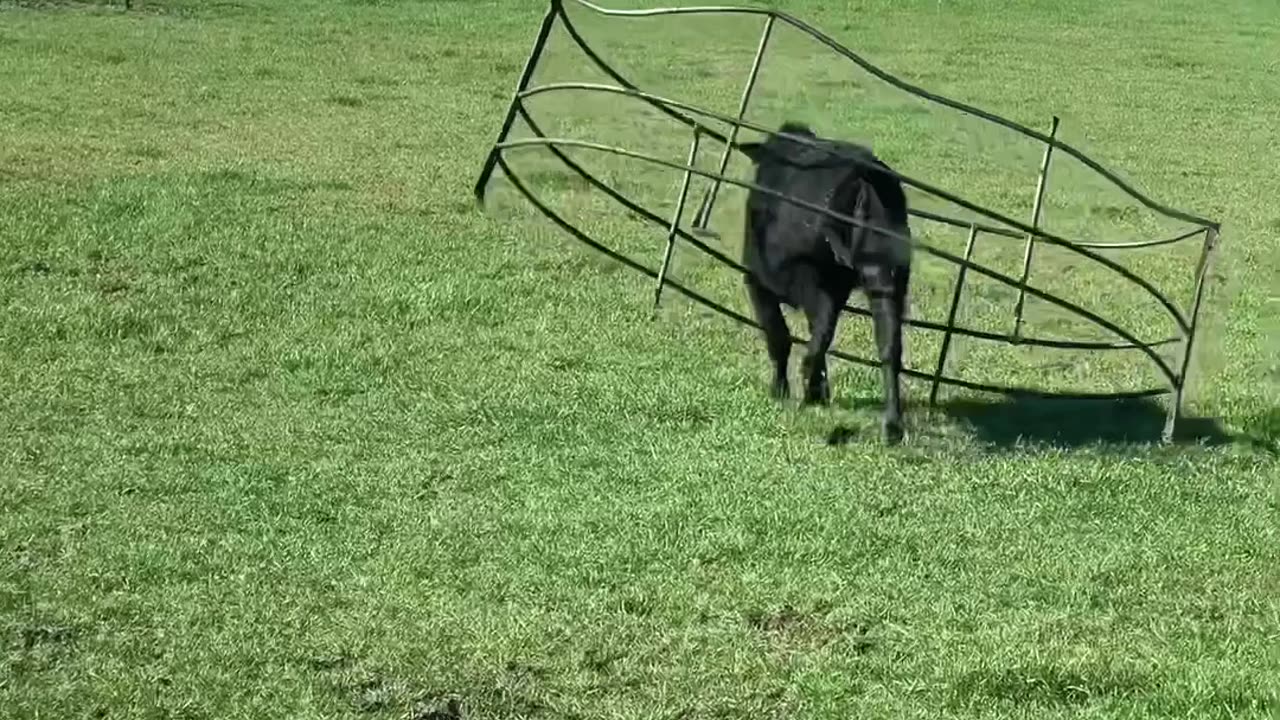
top-left (509, 105), bottom-right (1183, 354)
top-left (495, 134), bottom-right (1181, 387)
top-left (472, 0), bottom-right (1221, 443)
top-left (494, 153), bottom-right (1172, 402)
top-left (562, 0), bottom-right (1218, 231)
top-left (516, 81), bottom-right (1193, 333)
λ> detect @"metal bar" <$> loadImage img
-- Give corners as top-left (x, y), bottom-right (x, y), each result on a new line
top-left (563, 0), bottom-right (1217, 231)
top-left (496, 138), bottom-right (1180, 386)
top-left (512, 104), bottom-right (1181, 353)
top-left (472, 2), bottom-right (560, 204)
top-left (929, 225), bottom-right (979, 406)
top-left (494, 151), bottom-right (1171, 402)
top-left (653, 130), bottom-right (702, 314)
top-left (1162, 226), bottom-right (1218, 443)
top-left (1012, 115), bottom-right (1060, 341)
top-left (555, 2), bottom-right (730, 145)
top-left (497, 134), bottom-right (1184, 379)
top-left (909, 208), bottom-right (1020, 239)
top-left (908, 210), bottom-right (1205, 248)
top-left (907, 209), bottom-right (1202, 249)
top-left (1073, 225), bottom-right (1207, 250)
top-left (513, 83), bottom-right (1197, 332)
top-left (690, 14), bottom-right (774, 234)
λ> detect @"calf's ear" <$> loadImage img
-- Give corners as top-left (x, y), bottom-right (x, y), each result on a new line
top-left (851, 179), bottom-right (889, 251)
top-left (735, 142), bottom-right (767, 164)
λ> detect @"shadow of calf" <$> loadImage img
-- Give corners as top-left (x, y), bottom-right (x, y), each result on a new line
top-left (939, 395), bottom-right (1274, 451)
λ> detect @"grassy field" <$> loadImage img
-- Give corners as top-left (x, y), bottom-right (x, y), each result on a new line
top-left (2, 0), bottom-right (1279, 718)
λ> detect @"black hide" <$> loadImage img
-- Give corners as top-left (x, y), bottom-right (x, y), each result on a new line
top-left (737, 121), bottom-right (914, 443)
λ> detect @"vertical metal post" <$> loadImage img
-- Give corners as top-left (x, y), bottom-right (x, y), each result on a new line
top-left (1011, 115), bottom-right (1060, 341)
top-left (653, 130), bottom-right (702, 315)
top-left (1162, 225), bottom-right (1218, 443)
top-left (689, 14), bottom-right (775, 237)
top-left (473, 1), bottom-right (561, 204)
top-left (929, 225), bottom-right (979, 407)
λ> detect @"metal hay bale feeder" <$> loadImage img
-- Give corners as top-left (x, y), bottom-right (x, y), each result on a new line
top-left (472, 0), bottom-right (1221, 444)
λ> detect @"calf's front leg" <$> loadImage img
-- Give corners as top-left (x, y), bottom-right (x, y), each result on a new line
top-left (799, 283), bottom-right (846, 405)
top-left (746, 277), bottom-right (792, 399)
top-left (866, 265), bottom-right (909, 443)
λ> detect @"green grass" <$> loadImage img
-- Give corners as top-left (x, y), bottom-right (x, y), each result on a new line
top-left (1, 0), bottom-right (1278, 718)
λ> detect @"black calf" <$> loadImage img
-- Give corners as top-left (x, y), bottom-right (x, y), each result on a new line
top-left (736, 121), bottom-right (913, 443)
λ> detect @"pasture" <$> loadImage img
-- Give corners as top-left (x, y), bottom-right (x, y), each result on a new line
top-left (2, 0), bottom-right (1278, 717)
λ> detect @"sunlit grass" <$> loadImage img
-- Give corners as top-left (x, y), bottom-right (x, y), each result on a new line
top-left (1, 1), bottom-right (1277, 718)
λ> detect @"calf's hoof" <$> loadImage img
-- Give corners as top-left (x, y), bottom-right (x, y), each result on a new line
top-left (882, 417), bottom-right (905, 445)
top-left (802, 377), bottom-right (830, 406)
top-left (769, 377), bottom-right (790, 400)
top-left (802, 386), bottom-right (830, 406)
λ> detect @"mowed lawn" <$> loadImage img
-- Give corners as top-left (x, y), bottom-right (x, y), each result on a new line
top-left (2, 0), bottom-right (1279, 718)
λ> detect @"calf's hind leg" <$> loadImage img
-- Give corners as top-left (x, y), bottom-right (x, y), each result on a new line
top-left (746, 277), bottom-right (792, 399)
